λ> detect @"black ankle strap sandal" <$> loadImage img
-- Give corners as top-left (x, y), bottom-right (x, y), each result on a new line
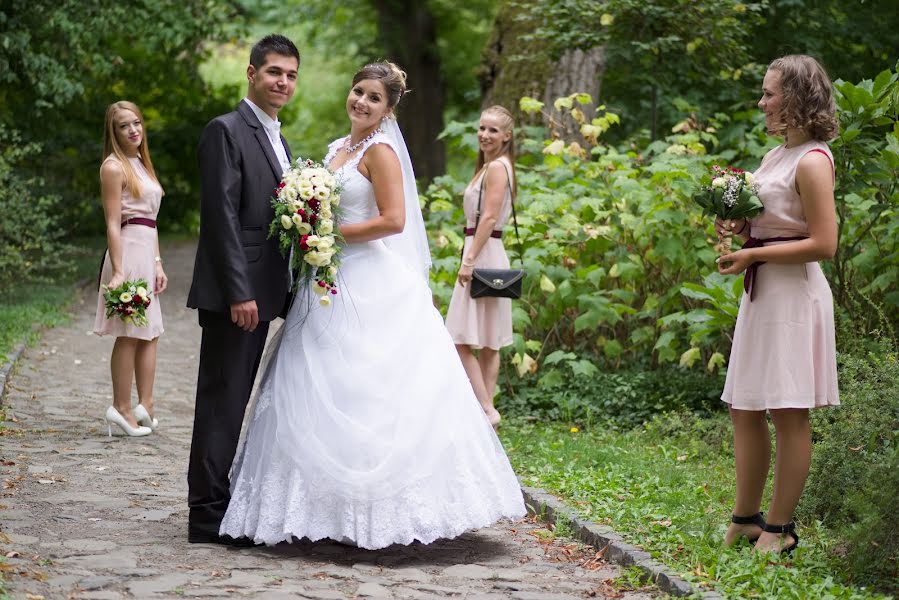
top-left (763, 521), bottom-right (799, 554)
top-left (731, 512), bottom-right (766, 543)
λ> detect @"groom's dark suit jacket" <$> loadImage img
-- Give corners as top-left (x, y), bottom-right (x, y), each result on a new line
top-left (187, 100), bottom-right (290, 321)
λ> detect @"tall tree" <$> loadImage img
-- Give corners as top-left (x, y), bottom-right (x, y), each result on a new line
top-left (479, 1), bottom-right (605, 141)
top-left (371, 0), bottom-right (447, 184)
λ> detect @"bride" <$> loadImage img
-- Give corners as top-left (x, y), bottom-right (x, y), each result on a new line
top-left (218, 62), bottom-right (526, 549)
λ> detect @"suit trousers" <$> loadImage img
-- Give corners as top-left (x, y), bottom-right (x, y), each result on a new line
top-left (187, 309), bottom-right (270, 536)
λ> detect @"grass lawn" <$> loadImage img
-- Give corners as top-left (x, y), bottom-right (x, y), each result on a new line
top-left (499, 417), bottom-right (892, 600)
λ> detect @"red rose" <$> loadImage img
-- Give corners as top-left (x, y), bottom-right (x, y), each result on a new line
top-left (300, 235), bottom-right (310, 251)
top-left (318, 280), bottom-right (327, 287)
top-left (296, 208), bottom-right (306, 220)
top-left (330, 289), bottom-right (337, 295)
top-left (308, 199), bottom-right (320, 210)
top-left (309, 214), bottom-right (318, 225)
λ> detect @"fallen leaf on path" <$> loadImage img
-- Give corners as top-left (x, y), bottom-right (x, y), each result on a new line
top-left (4, 551), bottom-right (20, 558)
top-left (25, 594), bottom-right (45, 600)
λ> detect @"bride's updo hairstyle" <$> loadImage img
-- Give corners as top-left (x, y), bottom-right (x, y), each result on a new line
top-left (475, 105), bottom-right (517, 198)
top-left (768, 54), bottom-right (838, 141)
top-left (352, 62), bottom-right (408, 109)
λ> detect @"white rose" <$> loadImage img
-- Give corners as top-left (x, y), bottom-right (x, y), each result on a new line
top-left (305, 234), bottom-right (320, 248)
top-left (298, 183), bottom-right (314, 201)
top-left (281, 214), bottom-right (294, 229)
top-left (296, 222), bottom-right (313, 235)
top-left (744, 172), bottom-right (755, 185)
top-left (320, 206), bottom-right (333, 219)
top-left (136, 286), bottom-right (148, 297)
top-left (711, 177), bottom-right (726, 188)
top-left (312, 282), bottom-right (329, 296)
top-left (314, 187), bottom-right (329, 201)
top-left (120, 293), bottom-right (133, 303)
top-left (318, 219), bottom-right (333, 235)
top-left (331, 193), bottom-right (341, 206)
top-left (319, 295), bottom-right (332, 307)
top-left (326, 266), bottom-right (338, 278)
top-left (309, 175), bottom-right (324, 188)
top-left (316, 236), bottom-right (334, 250)
top-left (303, 251), bottom-right (332, 268)
top-left (280, 185), bottom-right (298, 202)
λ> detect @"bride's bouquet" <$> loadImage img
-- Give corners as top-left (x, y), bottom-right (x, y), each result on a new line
top-left (269, 159), bottom-right (343, 306)
top-left (692, 165), bottom-right (764, 255)
top-left (102, 279), bottom-right (152, 326)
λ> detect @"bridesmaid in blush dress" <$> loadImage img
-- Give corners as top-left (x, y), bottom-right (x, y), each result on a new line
top-left (94, 101), bottom-right (167, 437)
top-left (716, 55), bottom-right (840, 555)
top-left (445, 106), bottom-right (517, 428)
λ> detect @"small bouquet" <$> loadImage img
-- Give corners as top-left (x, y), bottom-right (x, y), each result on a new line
top-left (103, 279), bottom-right (152, 326)
top-left (692, 165), bottom-right (764, 254)
top-left (269, 158), bottom-right (343, 306)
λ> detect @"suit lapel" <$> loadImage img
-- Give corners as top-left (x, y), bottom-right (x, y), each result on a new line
top-left (281, 135), bottom-right (292, 166)
top-left (237, 101), bottom-right (283, 181)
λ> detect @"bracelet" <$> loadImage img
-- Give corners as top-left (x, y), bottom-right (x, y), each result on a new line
top-left (154, 256), bottom-right (163, 264)
top-left (734, 220), bottom-right (747, 235)
top-left (462, 261), bottom-right (475, 267)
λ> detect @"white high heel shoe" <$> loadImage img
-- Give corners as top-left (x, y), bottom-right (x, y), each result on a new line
top-left (133, 404), bottom-right (159, 431)
top-left (104, 406), bottom-right (152, 437)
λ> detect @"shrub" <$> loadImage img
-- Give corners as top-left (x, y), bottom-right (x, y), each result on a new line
top-left (0, 126), bottom-right (72, 287)
top-left (499, 364), bottom-right (725, 428)
top-left (799, 333), bottom-right (899, 593)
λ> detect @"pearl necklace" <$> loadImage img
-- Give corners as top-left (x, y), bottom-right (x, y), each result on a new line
top-left (344, 128), bottom-right (383, 154)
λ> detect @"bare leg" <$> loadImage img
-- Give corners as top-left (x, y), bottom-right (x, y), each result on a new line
top-left (135, 338), bottom-right (158, 417)
top-left (478, 347), bottom-right (501, 424)
top-left (110, 337), bottom-right (140, 428)
top-left (455, 344), bottom-right (498, 424)
top-left (754, 408), bottom-right (811, 552)
top-left (725, 408), bottom-right (770, 546)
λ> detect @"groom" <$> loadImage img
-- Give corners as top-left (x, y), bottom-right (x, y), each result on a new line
top-left (186, 34), bottom-right (299, 545)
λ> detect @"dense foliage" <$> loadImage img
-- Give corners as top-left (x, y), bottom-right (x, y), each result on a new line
top-left (0, 0), bottom-right (236, 288)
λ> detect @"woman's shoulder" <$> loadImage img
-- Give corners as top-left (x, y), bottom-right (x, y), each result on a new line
top-left (100, 155), bottom-right (124, 176)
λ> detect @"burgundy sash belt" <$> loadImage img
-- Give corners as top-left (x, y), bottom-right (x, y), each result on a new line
top-left (122, 217), bottom-right (157, 228)
top-left (463, 227), bottom-right (502, 239)
top-left (743, 236), bottom-right (808, 301)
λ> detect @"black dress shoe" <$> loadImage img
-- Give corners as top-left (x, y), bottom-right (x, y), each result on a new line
top-left (188, 530), bottom-right (261, 547)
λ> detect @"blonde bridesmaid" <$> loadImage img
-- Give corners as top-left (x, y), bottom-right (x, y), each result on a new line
top-left (94, 101), bottom-right (167, 437)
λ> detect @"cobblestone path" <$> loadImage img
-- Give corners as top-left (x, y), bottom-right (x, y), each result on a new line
top-left (0, 240), bottom-right (657, 600)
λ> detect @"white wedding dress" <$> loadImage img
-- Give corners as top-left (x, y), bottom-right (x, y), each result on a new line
top-left (218, 129), bottom-right (525, 549)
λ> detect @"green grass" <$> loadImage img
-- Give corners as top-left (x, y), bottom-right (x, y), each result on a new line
top-left (0, 237), bottom-right (105, 364)
top-left (499, 417), bottom-right (893, 600)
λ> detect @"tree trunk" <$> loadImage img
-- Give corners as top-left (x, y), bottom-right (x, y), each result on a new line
top-left (370, 0), bottom-right (446, 184)
top-left (479, 1), bottom-right (605, 141)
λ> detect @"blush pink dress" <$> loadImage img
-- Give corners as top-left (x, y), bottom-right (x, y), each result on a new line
top-left (93, 155), bottom-right (164, 341)
top-left (721, 140), bottom-right (839, 410)
top-left (444, 157), bottom-right (515, 350)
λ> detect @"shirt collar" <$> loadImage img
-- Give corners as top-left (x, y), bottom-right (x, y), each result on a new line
top-left (243, 97), bottom-right (281, 134)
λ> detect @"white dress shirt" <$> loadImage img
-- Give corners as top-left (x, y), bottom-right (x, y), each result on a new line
top-left (243, 97), bottom-right (291, 173)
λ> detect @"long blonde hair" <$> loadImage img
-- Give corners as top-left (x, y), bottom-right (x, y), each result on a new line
top-left (102, 101), bottom-right (163, 197)
top-left (475, 105), bottom-right (517, 199)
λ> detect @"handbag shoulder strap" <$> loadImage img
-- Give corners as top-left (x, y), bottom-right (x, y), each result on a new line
top-left (474, 158), bottom-right (524, 266)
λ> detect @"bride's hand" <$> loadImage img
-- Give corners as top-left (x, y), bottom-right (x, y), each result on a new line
top-left (457, 263), bottom-right (474, 287)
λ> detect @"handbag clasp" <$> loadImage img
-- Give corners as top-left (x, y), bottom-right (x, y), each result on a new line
top-left (492, 278), bottom-right (504, 285)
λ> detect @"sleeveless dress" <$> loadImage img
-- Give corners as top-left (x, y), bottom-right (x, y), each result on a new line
top-left (444, 157), bottom-right (515, 350)
top-left (93, 155), bottom-right (164, 341)
top-left (218, 132), bottom-right (525, 549)
top-left (721, 140), bottom-right (839, 410)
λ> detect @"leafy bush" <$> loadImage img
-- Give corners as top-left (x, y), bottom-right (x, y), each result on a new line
top-left (799, 333), bottom-right (899, 593)
top-left (499, 364), bottom-right (725, 428)
top-left (0, 126), bottom-right (72, 287)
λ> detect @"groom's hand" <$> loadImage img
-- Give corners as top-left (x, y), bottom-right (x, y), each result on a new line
top-left (230, 300), bottom-right (260, 332)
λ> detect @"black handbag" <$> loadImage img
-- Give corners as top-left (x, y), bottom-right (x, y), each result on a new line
top-left (466, 160), bottom-right (525, 299)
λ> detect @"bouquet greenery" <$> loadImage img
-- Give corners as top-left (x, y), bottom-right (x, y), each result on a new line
top-left (269, 158), bottom-right (343, 305)
top-left (102, 279), bottom-right (152, 327)
top-left (693, 165), bottom-right (764, 254)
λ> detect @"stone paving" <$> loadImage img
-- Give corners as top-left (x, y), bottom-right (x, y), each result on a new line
top-left (0, 240), bottom-right (658, 600)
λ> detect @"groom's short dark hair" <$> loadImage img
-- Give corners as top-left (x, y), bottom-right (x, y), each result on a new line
top-left (250, 34), bottom-right (300, 69)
